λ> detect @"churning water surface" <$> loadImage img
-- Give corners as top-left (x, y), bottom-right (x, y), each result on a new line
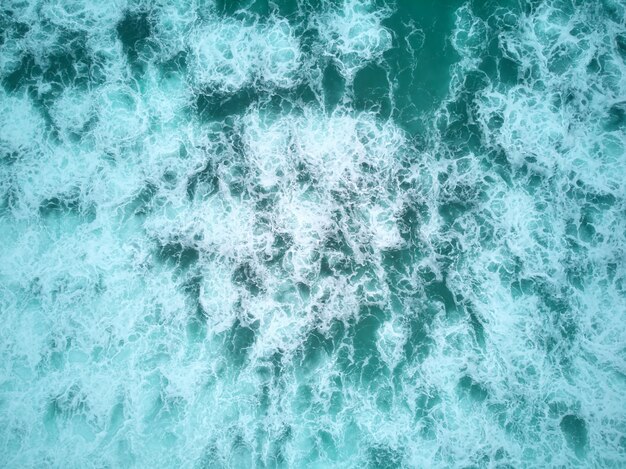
top-left (0, 0), bottom-right (625, 467)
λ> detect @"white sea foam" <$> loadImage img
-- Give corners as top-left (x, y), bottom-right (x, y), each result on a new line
top-left (190, 17), bottom-right (301, 92)
top-left (0, 91), bottom-right (46, 158)
top-left (316, 0), bottom-right (393, 79)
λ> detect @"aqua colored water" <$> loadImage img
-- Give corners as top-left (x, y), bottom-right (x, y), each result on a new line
top-left (1, 0), bottom-right (625, 467)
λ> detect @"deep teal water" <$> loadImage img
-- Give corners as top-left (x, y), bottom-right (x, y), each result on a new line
top-left (1, 0), bottom-right (625, 467)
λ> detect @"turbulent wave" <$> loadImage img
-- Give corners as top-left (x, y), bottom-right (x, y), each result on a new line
top-left (0, 0), bottom-right (625, 467)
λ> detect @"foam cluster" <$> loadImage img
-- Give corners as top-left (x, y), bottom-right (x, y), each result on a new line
top-left (190, 17), bottom-right (301, 91)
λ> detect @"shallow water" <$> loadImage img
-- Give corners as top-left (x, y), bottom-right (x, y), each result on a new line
top-left (0, 0), bottom-right (625, 467)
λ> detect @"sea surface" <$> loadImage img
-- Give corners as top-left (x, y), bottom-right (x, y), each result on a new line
top-left (1, 0), bottom-right (625, 467)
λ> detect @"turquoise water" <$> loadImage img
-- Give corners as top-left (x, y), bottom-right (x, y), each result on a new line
top-left (1, 0), bottom-right (625, 467)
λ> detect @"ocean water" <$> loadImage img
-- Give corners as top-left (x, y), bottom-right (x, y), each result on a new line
top-left (0, 0), bottom-right (625, 467)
